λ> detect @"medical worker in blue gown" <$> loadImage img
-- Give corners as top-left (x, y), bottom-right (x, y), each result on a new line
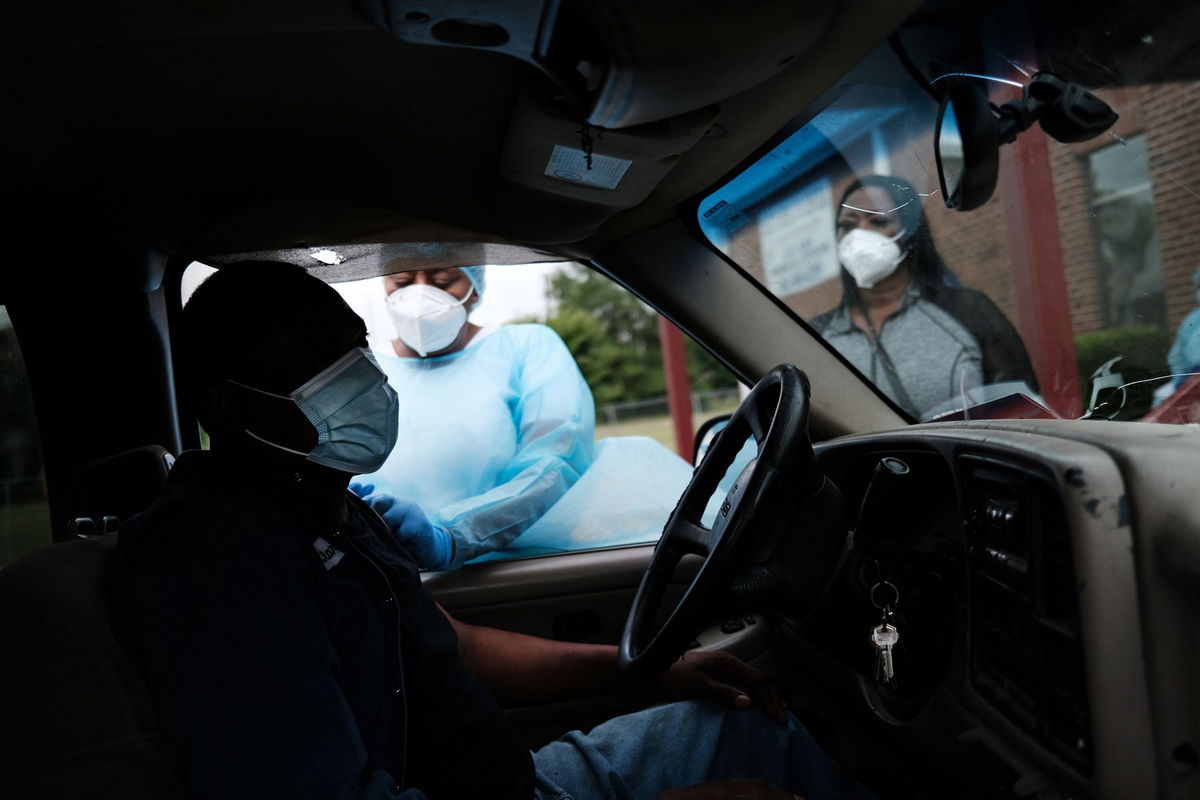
top-left (353, 265), bottom-right (595, 570)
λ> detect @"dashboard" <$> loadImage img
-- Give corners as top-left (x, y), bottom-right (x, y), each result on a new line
top-left (427, 419), bottom-right (1197, 798)
top-left (798, 420), bottom-right (1199, 800)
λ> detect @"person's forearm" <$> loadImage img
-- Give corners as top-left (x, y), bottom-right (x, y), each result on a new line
top-left (437, 453), bottom-right (580, 565)
top-left (447, 612), bottom-right (627, 706)
top-left (442, 607), bottom-right (791, 724)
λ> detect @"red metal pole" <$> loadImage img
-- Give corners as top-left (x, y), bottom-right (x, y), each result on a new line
top-left (998, 127), bottom-right (1083, 418)
top-left (658, 316), bottom-right (695, 463)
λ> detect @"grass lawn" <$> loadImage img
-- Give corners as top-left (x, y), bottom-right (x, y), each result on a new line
top-left (595, 403), bottom-right (739, 451)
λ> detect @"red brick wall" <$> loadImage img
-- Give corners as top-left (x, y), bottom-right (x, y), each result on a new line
top-left (925, 194), bottom-right (1017, 323)
top-left (976, 82), bottom-right (1198, 336)
top-left (1137, 82), bottom-right (1200, 331)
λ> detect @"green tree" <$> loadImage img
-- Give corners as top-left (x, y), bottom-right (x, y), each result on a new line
top-left (541, 266), bottom-right (736, 404)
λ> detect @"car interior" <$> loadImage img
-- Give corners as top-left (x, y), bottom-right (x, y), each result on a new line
top-left (2, 1), bottom-right (1199, 799)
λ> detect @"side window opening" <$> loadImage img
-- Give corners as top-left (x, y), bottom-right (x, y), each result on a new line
top-left (0, 305), bottom-right (50, 567)
top-left (181, 261), bottom-right (224, 451)
top-left (178, 260), bottom-right (744, 567)
top-left (331, 262), bottom-right (742, 565)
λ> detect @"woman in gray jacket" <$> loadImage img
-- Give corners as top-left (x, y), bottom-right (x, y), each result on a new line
top-left (812, 175), bottom-right (1037, 418)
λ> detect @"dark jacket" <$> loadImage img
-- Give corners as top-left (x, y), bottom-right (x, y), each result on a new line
top-left (109, 450), bottom-right (534, 800)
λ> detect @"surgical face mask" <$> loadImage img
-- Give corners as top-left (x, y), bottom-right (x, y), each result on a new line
top-left (838, 228), bottom-right (907, 289)
top-left (386, 283), bottom-right (474, 357)
top-left (228, 347), bottom-right (399, 474)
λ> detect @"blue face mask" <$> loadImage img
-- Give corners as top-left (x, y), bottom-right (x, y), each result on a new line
top-left (228, 347), bottom-right (399, 474)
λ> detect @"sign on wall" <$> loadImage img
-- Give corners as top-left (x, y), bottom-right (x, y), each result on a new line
top-left (756, 176), bottom-right (839, 297)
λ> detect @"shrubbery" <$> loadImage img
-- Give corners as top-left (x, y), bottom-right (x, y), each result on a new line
top-left (1073, 325), bottom-right (1170, 419)
top-left (541, 266), bottom-right (738, 405)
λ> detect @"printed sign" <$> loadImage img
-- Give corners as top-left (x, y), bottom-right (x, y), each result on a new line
top-left (757, 176), bottom-right (839, 297)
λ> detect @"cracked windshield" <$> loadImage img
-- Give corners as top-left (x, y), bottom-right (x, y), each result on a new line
top-left (699, 1), bottom-right (1200, 426)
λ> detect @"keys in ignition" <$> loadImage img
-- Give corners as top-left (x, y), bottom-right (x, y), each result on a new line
top-left (871, 622), bottom-right (900, 687)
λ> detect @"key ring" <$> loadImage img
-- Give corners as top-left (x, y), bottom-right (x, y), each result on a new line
top-left (870, 581), bottom-right (899, 610)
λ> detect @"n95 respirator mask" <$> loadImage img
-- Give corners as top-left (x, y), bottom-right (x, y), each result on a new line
top-left (386, 284), bottom-right (474, 357)
top-left (837, 228), bottom-right (907, 289)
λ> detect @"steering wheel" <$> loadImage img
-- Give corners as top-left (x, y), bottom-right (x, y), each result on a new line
top-left (617, 363), bottom-right (845, 677)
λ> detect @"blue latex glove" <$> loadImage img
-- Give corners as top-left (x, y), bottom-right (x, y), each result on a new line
top-left (348, 482), bottom-right (375, 500)
top-left (362, 492), bottom-right (455, 571)
top-left (354, 325), bottom-right (595, 564)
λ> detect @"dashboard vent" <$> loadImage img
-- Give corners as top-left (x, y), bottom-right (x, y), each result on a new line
top-left (961, 455), bottom-right (1092, 772)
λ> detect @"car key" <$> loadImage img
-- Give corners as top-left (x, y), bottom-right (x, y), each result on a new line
top-left (871, 622), bottom-right (899, 687)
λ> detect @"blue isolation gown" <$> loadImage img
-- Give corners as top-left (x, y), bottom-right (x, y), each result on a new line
top-left (1168, 306), bottom-right (1200, 385)
top-left (359, 324), bottom-right (595, 565)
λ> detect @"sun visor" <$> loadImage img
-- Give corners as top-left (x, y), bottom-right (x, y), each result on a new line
top-left (366, 0), bottom-right (835, 129)
top-left (580, 1), bottom-right (837, 129)
top-left (493, 88), bottom-right (719, 243)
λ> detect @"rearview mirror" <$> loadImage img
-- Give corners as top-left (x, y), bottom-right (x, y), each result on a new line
top-left (934, 72), bottom-right (1117, 212)
top-left (935, 81), bottom-right (999, 212)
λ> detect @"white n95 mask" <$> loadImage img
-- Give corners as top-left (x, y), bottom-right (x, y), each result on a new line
top-left (228, 347), bottom-right (399, 474)
top-left (386, 283), bottom-right (473, 357)
top-left (838, 228), bottom-right (907, 289)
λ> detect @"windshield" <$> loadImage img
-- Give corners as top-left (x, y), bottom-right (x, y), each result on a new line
top-left (699, 0), bottom-right (1200, 425)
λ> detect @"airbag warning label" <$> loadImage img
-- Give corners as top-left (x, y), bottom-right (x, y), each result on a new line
top-left (545, 145), bottom-right (632, 190)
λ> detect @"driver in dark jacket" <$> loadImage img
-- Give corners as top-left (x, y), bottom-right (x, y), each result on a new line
top-left (109, 261), bottom-right (872, 800)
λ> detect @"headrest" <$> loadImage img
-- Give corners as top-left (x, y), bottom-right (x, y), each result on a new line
top-left (77, 445), bottom-right (174, 523)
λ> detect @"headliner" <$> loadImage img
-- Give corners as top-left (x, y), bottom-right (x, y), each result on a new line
top-left (3, 0), bottom-right (927, 289)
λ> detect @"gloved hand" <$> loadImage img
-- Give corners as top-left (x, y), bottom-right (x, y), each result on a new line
top-left (362, 492), bottom-right (455, 571)
top-left (348, 482), bottom-right (375, 500)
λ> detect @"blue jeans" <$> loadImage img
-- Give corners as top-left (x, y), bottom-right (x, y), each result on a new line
top-left (531, 700), bottom-right (874, 800)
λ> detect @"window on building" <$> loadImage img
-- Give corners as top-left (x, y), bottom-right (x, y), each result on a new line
top-left (1087, 134), bottom-right (1166, 328)
top-left (1, 306), bottom-right (50, 567)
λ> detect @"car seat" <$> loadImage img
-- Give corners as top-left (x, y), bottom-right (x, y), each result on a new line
top-left (0, 445), bottom-right (185, 799)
